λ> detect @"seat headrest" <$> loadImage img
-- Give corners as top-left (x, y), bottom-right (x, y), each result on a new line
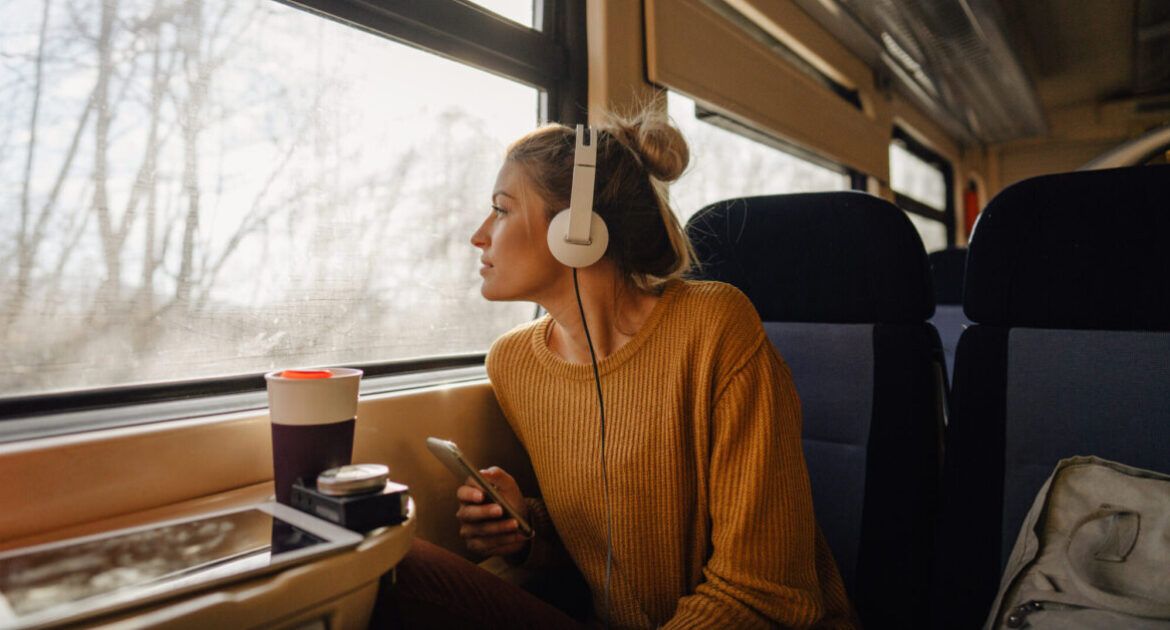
top-left (928, 248), bottom-right (968, 305)
top-left (686, 192), bottom-right (934, 323)
top-left (965, 165), bottom-right (1170, 330)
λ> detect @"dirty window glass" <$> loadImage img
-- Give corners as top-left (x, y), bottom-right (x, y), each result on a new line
top-left (0, 0), bottom-right (536, 396)
top-left (667, 92), bottom-right (850, 222)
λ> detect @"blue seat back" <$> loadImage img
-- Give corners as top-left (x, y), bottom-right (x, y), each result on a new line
top-left (935, 165), bottom-right (1170, 628)
top-left (687, 192), bottom-right (944, 629)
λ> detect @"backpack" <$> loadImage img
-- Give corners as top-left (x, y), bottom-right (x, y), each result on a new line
top-left (984, 456), bottom-right (1170, 629)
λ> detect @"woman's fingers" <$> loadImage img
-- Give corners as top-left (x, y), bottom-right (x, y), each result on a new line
top-left (452, 466), bottom-right (529, 558)
top-left (456, 501), bottom-right (503, 522)
top-left (459, 518), bottom-right (519, 539)
top-left (464, 531), bottom-right (528, 556)
top-left (479, 466), bottom-right (508, 480)
top-left (456, 483), bottom-right (484, 503)
top-left (473, 468), bottom-right (528, 522)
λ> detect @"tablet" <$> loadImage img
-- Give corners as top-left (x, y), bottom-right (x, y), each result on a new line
top-left (0, 502), bottom-right (363, 629)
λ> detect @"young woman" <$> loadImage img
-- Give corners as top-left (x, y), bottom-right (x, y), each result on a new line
top-left (376, 112), bottom-right (855, 629)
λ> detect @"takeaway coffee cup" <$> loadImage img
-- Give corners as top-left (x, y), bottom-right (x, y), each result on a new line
top-left (265, 367), bottom-right (362, 505)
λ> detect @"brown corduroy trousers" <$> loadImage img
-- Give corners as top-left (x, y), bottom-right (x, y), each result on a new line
top-left (369, 539), bottom-right (590, 629)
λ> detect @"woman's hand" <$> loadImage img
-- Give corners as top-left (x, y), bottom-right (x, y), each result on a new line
top-left (456, 466), bottom-right (531, 558)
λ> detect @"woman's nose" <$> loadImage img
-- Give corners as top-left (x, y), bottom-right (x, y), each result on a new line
top-left (470, 217), bottom-right (489, 249)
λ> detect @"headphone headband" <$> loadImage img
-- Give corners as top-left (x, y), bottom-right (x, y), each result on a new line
top-left (565, 126), bottom-right (598, 245)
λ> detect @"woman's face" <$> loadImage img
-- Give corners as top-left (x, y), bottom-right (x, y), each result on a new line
top-left (470, 161), bottom-right (563, 302)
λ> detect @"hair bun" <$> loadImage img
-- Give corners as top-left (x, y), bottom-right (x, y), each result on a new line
top-left (605, 112), bottom-right (690, 183)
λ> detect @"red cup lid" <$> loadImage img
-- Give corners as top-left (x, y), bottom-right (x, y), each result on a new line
top-left (280, 369), bottom-right (333, 379)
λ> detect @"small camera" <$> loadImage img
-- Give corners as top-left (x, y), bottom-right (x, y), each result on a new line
top-left (290, 464), bottom-right (409, 533)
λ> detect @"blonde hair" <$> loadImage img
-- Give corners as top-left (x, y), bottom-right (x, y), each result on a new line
top-left (505, 109), bottom-right (695, 292)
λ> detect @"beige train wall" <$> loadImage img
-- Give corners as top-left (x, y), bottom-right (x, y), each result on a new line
top-left (987, 99), bottom-right (1170, 195)
top-left (587, 0), bottom-right (1170, 246)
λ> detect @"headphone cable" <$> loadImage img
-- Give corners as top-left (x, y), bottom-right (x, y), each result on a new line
top-left (572, 267), bottom-right (612, 628)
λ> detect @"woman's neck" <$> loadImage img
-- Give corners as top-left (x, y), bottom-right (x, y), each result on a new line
top-left (540, 264), bottom-right (661, 364)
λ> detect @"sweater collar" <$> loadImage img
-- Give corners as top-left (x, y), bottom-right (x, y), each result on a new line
top-left (529, 279), bottom-right (683, 380)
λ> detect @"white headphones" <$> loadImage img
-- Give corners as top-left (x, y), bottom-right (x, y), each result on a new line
top-left (546, 125), bottom-right (609, 268)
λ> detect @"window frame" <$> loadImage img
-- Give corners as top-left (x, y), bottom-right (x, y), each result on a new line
top-left (890, 127), bottom-right (956, 247)
top-left (1, 0), bottom-right (586, 429)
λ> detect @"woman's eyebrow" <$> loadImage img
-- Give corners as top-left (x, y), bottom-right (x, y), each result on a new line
top-left (492, 191), bottom-right (517, 204)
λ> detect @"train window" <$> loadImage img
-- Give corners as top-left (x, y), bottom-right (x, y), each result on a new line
top-left (667, 92), bottom-right (849, 221)
top-left (889, 131), bottom-right (955, 253)
top-left (903, 212), bottom-right (948, 254)
top-left (0, 0), bottom-right (549, 401)
top-left (890, 143), bottom-right (946, 211)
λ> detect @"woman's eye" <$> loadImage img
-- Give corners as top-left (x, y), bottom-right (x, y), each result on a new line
top-left (491, 204), bottom-right (507, 216)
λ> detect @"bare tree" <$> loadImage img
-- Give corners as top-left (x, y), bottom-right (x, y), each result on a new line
top-left (6, 0), bottom-right (55, 340)
top-left (4, 6), bottom-right (97, 341)
top-left (91, 0), bottom-right (120, 306)
top-left (171, 0), bottom-right (259, 308)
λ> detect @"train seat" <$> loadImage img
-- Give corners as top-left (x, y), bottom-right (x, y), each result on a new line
top-left (927, 247), bottom-right (968, 381)
top-left (686, 191), bottom-right (945, 629)
top-left (934, 164), bottom-right (1170, 628)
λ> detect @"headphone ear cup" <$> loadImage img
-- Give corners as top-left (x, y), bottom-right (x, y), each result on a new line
top-left (547, 209), bottom-right (609, 268)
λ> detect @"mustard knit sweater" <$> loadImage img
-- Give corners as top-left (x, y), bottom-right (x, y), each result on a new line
top-left (486, 280), bottom-right (855, 629)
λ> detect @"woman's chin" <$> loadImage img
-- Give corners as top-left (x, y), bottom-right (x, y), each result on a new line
top-left (479, 282), bottom-right (504, 301)
top-left (480, 283), bottom-right (525, 302)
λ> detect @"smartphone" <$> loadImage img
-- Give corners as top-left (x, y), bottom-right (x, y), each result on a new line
top-left (425, 437), bottom-right (534, 538)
